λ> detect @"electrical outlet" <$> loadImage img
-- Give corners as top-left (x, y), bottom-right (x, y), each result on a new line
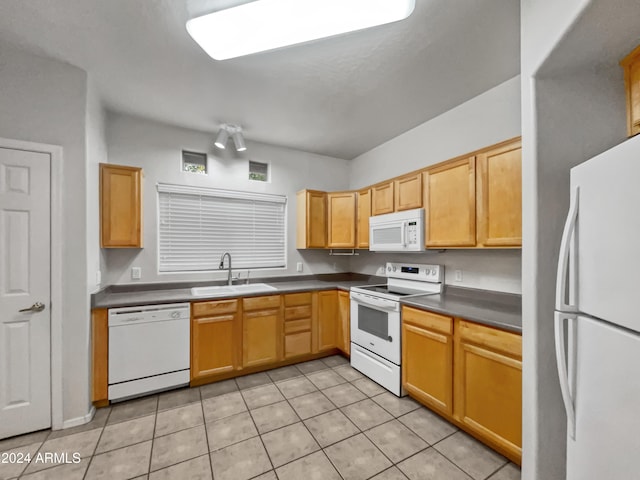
top-left (296, 262), bottom-right (303, 272)
top-left (95, 270), bottom-right (101, 285)
top-left (131, 267), bottom-right (142, 280)
top-left (454, 269), bottom-right (463, 282)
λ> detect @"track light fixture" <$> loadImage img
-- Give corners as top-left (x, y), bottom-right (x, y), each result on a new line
top-left (214, 124), bottom-right (247, 152)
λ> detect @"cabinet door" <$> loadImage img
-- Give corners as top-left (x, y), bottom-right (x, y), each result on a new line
top-left (100, 163), bottom-right (142, 248)
top-left (454, 320), bottom-right (522, 463)
top-left (192, 314), bottom-right (239, 380)
top-left (621, 46), bottom-right (640, 137)
top-left (317, 290), bottom-right (338, 351)
top-left (423, 157), bottom-right (476, 247)
top-left (357, 189), bottom-right (371, 248)
top-left (296, 190), bottom-right (326, 248)
top-left (371, 182), bottom-right (394, 215)
top-left (337, 291), bottom-right (350, 355)
top-left (394, 173), bottom-right (423, 211)
top-left (327, 192), bottom-right (357, 248)
top-left (401, 307), bottom-right (453, 416)
top-left (477, 141), bottom-right (522, 247)
top-left (243, 310), bottom-right (280, 367)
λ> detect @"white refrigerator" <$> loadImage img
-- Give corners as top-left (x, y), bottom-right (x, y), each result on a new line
top-left (555, 133), bottom-right (640, 480)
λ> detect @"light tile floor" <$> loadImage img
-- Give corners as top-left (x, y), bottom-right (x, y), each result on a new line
top-left (0, 356), bottom-right (521, 480)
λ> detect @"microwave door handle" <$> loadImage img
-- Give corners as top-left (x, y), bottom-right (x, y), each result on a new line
top-left (401, 221), bottom-right (407, 246)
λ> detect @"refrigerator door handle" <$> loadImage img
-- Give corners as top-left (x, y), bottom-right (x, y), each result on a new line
top-left (555, 311), bottom-right (576, 439)
top-left (555, 186), bottom-right (579, 312)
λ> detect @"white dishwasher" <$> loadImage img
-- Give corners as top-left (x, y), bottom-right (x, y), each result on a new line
top-left (108, 303), bottom-right (190, 401)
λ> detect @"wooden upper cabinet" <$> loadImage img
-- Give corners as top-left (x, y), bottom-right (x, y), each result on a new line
top-left (394, 173), bottom-right (423, 211)
top-left (371, 182), bottom-right (394, 216)
top-left (402, 307), bottom-right (453, 416)
top-left (296, 189), bottom-right (326, 249)
top-left (327, 192), bottom-right (357, 248)
top-left (476, 140), bottom-right (522, 247)
top-left (621, 44), bottom-right (640, 137)
top-left (423, 157), bottom-right (476, 247)
top-left (454, 319), bottom-right (522, 464)
top-left (317, 290), bottom-right (338, 352)
top-left (100, 163), bottom-right (142, 248)
top-left (191, 300), bottom-right (240, 381)
top-left (357, 189), bottom-right (371, 249)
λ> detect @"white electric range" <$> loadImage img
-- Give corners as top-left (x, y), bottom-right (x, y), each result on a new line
top-left (350, 262), bottom-right (443, 396)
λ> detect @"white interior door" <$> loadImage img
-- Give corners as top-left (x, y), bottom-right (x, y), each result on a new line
top-left (0, 147), bottom-right (51, 439)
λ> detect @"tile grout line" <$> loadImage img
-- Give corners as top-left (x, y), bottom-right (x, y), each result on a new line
top-left (145, 395), bottom-right (159, 476)
top-left (194, 386), bottom-right (216, 480)
top-left (80, 405), bottom-right (113, 480)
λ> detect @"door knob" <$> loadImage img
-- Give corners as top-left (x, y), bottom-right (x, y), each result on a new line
top-left (19, 302), bottom-right (45, 313)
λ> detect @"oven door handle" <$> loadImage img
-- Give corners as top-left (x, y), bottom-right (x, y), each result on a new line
top-left (351, 293), bottom-right (398, 312)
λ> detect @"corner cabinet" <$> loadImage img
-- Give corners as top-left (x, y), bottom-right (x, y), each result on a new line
top-left (316, 290), bottom-right (338, 352)
top-left (327, 192), bottom-right (357, 248)
top-left (191, 299), bottom-right (241, 381)
top-left (423, 157), bottom-right (476, 247)
top-left (476, 140), bottom-right (522, 247)
top-left (100, 163), bottom-right (143, 248)
top-left (621, 44), bottom-right (640, 137)
top-left (337, 291), bottom-right (350, 355)
top-left (296, 189), bottom-right (327, 248)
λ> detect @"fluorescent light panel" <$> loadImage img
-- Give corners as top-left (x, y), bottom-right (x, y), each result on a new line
top-left (186, 0), bottom-right (415, 60)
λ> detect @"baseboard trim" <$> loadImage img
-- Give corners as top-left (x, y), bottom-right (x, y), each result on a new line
top-left (58, 406), bottom-right (96, 430)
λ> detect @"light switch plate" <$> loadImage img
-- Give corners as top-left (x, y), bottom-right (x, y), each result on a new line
top-left (296, 262), bottom-right (303, 272)
top-left (454, 269), bottom-right (463, 282)
top-left (95, 270), bottom-right (101, 285)
top-left (131, 267), bottom-right (142, 280)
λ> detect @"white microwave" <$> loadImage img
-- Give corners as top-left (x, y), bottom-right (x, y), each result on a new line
top-left (369, 208), bottom-right (425, 252)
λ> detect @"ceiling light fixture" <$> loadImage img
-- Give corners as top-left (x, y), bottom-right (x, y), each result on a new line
top-left (186, 0), bottom-right (416, 61)
top-left (214, 124), bottom-right (247, 152)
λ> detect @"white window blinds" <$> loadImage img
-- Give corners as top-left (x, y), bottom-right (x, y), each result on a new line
top-left (157, 183), bottom-right (286, 272)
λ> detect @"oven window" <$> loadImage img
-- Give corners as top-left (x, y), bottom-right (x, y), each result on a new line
top-left (357, 304), bottom-right (389, 340)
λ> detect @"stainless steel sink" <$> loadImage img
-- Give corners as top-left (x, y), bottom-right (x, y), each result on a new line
top-left (190, 283), bottom-right (277, 297)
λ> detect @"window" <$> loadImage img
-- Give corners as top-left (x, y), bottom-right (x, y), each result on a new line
top-left (157, 183), bottom-right (286, 272)
top-left (182, 151), bottom-right (207, 174)
top-left (249, 160), bottom-right (269, 182)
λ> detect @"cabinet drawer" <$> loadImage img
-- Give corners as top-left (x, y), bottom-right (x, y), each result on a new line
top-left (284, 292), bottom-right (312, 307)
top-left (457, 320), bottom-right (521, 358)
top-left (285, 332), bottom-right (312, 358)
top-left (284, 318), bottom-right (312, 334)
top-left (285, 305), bottom-right (312, 321)
top-left (243, 295), bottom-right (281, 311)
top-left (402, 307), bottom-right (452, 335)
top-left (192, 299), bottom-right (238, 318)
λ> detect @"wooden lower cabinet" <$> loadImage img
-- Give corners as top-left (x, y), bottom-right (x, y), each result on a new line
top-left (401, 307), bottom-right (453, 416)
top-left (401, 306), bottom-right (522, 465)
top-left (317, 290), bottom-right (338, 351)
top-left (243, 295), bottom-right (282, 368)
top-left (337, 291), bottom-right (350, 355)
top-left (191, 299), bottom-right (240, 381)
top-left (284, 293), bottom-right (313, 359)
top-left (454, 319), bottom-right (522, 463)
top-left (92, 309), bottom-right (109, 406)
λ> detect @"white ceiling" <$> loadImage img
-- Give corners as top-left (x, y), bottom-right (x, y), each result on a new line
top-left (0, 0), bottom-right (520, 159)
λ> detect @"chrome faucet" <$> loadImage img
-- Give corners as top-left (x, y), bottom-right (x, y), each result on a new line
top-left (219, 252), bottom-right (233, 285)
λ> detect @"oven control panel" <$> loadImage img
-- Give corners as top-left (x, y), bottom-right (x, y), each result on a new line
top-left (386, 262), bottom-right (443, 282)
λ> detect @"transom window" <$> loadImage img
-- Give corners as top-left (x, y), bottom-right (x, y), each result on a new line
top-left (157, 183), bottom-right (286, 272)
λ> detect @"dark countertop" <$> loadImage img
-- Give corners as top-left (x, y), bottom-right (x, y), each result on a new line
top-left (92, 275), bottom-right (522, 333)
top-left (91, 273), bottom-right (386, 309)
top-left (401, 286), bottom-right (522, 333)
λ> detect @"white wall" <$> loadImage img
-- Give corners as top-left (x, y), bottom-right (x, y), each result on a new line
top-left (103, 113), bottom-right (352, 285)
top-left (347, 76), bottom-right (522, 294)
top-left (521, 0), bottom-right (631, 478)
top-left (349, 76), bottom-right (521, 189)
top-left (0, 42), bottom-right (91, 423)
top-left (86, 79), bottom-right (108, 294)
